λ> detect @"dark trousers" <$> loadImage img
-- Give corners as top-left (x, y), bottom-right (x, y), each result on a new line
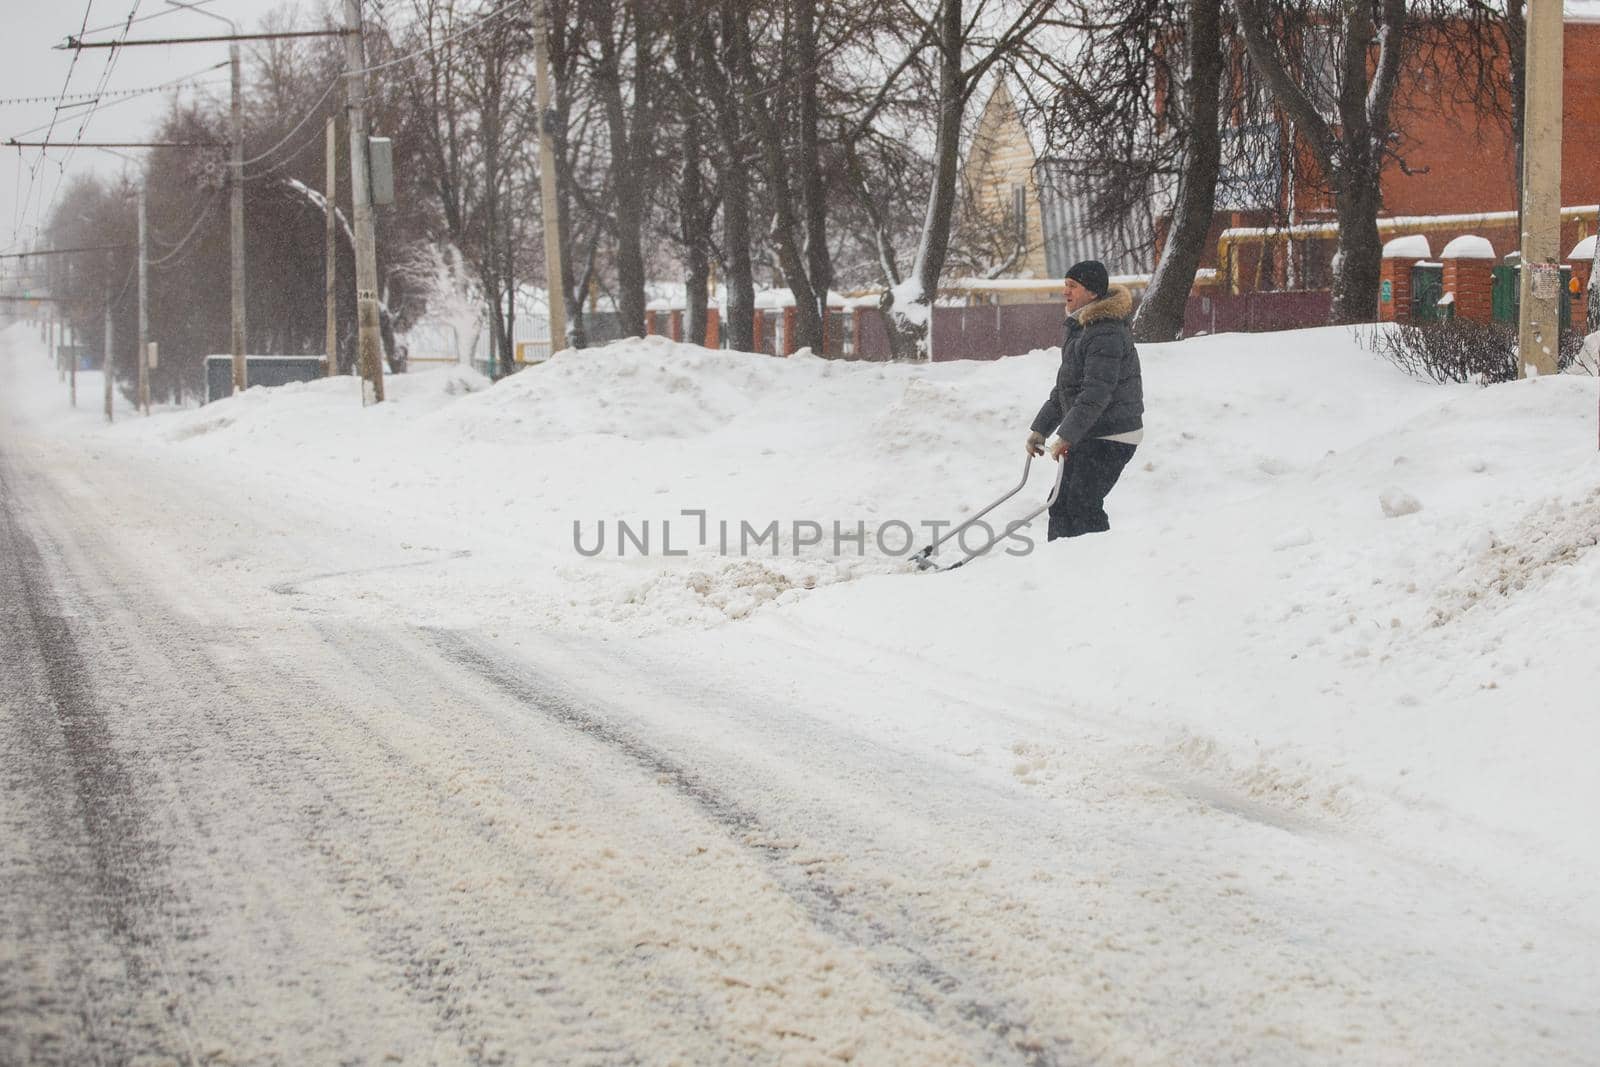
top-left (1047, 438), bottom-right (1137, 541)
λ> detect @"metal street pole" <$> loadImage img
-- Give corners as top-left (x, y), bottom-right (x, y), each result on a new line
top-left (104, 282), bottom-right (114, 422)
top-left (1518, 0), bottom-right (1563, 378)
top-left (325, 114), bottom-right (338, 376)
top-left (532, 0), bottom-right (566, 353)
top-left (138, 187), bottom-right (150, 415)
top-left (230, 40), bottom-right (247, 392)
top-left (342, 0), bottom-right (385, 405)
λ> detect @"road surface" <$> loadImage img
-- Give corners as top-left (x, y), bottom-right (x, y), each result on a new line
top-left (2, 360), bottom-right (1596, 1065)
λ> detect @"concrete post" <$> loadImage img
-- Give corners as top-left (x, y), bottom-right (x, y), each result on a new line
top-left (342, 0), bottom-right (385, 404)
top-left (1518, 0), bottom-right (1563, 375)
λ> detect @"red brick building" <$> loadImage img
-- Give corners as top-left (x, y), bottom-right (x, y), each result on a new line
top-left (1214, 14), bottom-right (1600, 300)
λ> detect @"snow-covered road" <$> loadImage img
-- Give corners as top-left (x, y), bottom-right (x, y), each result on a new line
top-left (3, 326), bottom-right (1597, 1065)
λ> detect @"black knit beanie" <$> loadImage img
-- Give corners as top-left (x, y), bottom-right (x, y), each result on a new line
top-left (1065, 260), bottom-right (1109, 298)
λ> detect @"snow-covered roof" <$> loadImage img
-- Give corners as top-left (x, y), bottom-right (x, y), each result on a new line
top-left (1568, 0), bottom-right (1600, 22)
top-left (1440, 235), bottom-right (1496, 259)
top-left (1569, 235), bottom-right (1596, 260)
top-left (1382, 235), bottom-right (1431, 259)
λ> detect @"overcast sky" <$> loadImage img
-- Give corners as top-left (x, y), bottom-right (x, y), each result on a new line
top-left (0, 0), bottom-right (323, 281)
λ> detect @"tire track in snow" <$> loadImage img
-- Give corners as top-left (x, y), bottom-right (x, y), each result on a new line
top-left (0, 449), bottom-right (202, 1067)
top-left (425, 627), bottom-right (1076, 1067)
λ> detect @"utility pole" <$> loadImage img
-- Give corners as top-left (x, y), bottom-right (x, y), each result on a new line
top-left (1518, 0), bottom-right (1563, 378)
top-left (325, 114), bottom-right (338, 376)
top-left (49, 243), bottom-right (60, 381)
top-left (69, 318), bottom-right (77, 406)
top-left (532, 0), bottom-right (566, 353)
top-left (162, 1), bottom-right (248, 393)
top-left (138, 187), bottom-right (150, 415)
top-left (230, 39), bottom-right (247, 392)
top-left (104, 282), bottom-right (114, 422)
top-left (342, 0), bottom-right (385, 405)
top-left (61, 12), bottom-right (350, 396)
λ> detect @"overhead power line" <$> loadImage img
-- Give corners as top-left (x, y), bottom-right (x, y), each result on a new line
top-left (80, 0), bottom-right (215, 37)
top-left (5, 61), bottom-right (228, 141)
top-left (60, 29), bottom-right (353, 49)
top-left (0, 245), bottom-right (127, 259)
top-left (6, 140), bottom-right (222, 149)
top-left (0, 63), bottom-right (227, 108)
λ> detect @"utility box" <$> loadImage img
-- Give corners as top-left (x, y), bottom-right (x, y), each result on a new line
top-left (205, 354), bottom-right (327, 404)
top-left (368, 136), bottom-right (395, 206)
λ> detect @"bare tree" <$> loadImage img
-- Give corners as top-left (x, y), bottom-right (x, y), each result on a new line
top-left (700, 1), bottom-right (758, 351)
top-left (402, 0), bottom-right (537, 373)
top-left (582, 0), bottom-right (667, 339)
top-left (1235, 0), bottom-right (1408, 324)
top-left (1136, 0), bottom-right (1224, 342)
top-left (544, 0), bottom-right (609, 349)
top-left (875, 0), bottom-right (1059, 361)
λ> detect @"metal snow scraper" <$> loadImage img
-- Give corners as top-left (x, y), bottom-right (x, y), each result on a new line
top-left (912, 452), bottom-right (1065, 572)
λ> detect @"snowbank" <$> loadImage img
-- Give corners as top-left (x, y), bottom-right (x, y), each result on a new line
top-left (9, 318), bottom-right (1600, 950)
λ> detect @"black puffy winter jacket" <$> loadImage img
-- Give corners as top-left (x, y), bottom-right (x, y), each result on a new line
top-left (1030, 284), bottom-right (1145, 446)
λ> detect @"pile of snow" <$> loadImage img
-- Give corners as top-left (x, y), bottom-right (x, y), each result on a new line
top-left (8, 318), bottom-right (1600, 947)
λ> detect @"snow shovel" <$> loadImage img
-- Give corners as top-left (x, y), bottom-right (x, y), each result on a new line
top-left (911, 452), bottom-right (1066, 572)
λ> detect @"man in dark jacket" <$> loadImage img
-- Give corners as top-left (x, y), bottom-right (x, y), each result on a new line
top-left (1024, 259), bottom-right (1144, 540)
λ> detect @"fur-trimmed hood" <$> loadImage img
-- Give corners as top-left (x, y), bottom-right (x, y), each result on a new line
top-left (1071, 284), bottom-right (1133, 327)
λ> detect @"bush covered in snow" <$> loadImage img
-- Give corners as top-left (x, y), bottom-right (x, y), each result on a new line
top-left (1366, 319), bottom-right (1587, 385)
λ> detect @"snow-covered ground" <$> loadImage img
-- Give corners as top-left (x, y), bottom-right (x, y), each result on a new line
top-left (4, 319), bottom-right (1598, 1063)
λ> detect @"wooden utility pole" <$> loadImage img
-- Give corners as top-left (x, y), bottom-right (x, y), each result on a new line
top-left (68, 319), bottom-right (76, 406)
top-left (341, 0), bottom-right (385, 405)
top-left (138, 187), bottom-right (150, 415)
top-left (532, 0), bottom-right (566, 353)
top-left (325, 114), bottom-right (338, 376)
top-left (1518, 0), bottom-right (1563, 378)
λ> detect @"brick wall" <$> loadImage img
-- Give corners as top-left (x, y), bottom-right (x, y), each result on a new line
top-left (1442, 255), bottom-right (1493, 322)
top-left (1379, 257), bottom-right (1420, 322)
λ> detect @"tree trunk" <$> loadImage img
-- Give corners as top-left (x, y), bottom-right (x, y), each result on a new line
top-left (547, 0), bottom-right (588, 349)
top-left (756, 103), bottom-right (823, 350)
top-left (591, 0), bottom-right (648, 338)
top-left (887, 0), bottom-right (965, 361)
top-left (1134, 0), bottom-right (1224, 343)
top-left (674, 0), bottom-right (711, 346)
top-left (1331, 175), bottom-right (1385, 324)
top-left (713, 2), bottom-right (755, 351)
top-left (797, 0), bottom-right (832, 350)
